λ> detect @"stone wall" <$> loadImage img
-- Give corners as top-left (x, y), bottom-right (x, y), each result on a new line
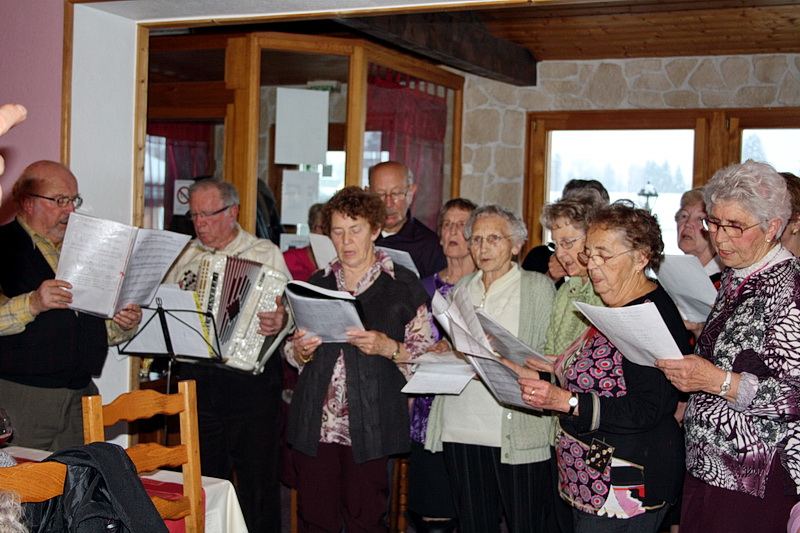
top-left (460, 54), bottom-right (800, 212)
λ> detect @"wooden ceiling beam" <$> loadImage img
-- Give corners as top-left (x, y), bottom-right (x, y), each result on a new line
top-left (334, 11), bottom-right (538, 86)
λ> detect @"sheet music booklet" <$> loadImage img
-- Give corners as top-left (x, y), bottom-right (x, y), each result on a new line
top-left (431, 289), bottom-right (542, 411)
top-left (284, 280), bottom-right (366, 343)
top-left (573, 301), bottom-right (684, 367)
top-left (656, 254), bottom-right (718, 323)
top-left (56, 212), bottom-right (191, 318)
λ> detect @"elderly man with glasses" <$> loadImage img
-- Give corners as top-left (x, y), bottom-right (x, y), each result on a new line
top-left (0, 160), bottom-right (143, 451)
top-left (163, 177), bottom-right (291, 533)
top-left (368, 161), bottom-right (446, 279)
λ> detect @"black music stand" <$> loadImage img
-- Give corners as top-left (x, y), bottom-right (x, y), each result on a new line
top-left (118, 298), bottom-right (222, 443)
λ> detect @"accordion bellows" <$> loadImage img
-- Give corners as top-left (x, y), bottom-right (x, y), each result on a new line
top-left (196, 255), bottom-right (290, 374)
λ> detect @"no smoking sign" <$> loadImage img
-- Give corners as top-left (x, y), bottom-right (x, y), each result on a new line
top-left (173, 179), bottom-right (194, 215)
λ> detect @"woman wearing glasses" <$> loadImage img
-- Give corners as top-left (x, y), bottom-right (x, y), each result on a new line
top-left (517, 201), bottom-right (691, 533)
top-left (540, 189), bottom-right (607, 358)
top-left (407, 198), bottom-right (477, 533)
top-left (657, 160), bottom-right (800, 533)
top-left (425, 204), bottom-right (556, 533)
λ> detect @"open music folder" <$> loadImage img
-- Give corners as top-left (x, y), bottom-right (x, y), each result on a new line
top-left (431, 288), bottom-right (541, 411)
top-left (284, 281), bottom-right (365, 343)
top-left (56, 213), bottom-right (191, 319)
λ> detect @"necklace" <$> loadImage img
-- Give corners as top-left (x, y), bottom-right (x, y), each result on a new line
top-left (724, 244), bottom-right (782, 306)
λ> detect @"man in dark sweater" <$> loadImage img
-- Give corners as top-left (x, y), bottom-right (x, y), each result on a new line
top-left (368, 161), bottom-right (446, 279)
top-left (0, 161), bottom-right (142, 451)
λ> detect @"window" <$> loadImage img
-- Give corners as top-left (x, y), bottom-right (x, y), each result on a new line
top-left (548, 129), bottom-right (694, 255)
top-left (525, 108), bottom-right (800, 254)
top-left (740, 128), bottom-right (800, 175)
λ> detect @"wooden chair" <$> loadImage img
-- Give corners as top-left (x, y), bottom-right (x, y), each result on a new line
top-left (0, 461), bottom-right (67, 503)
top-left (82, 380), bottom-right (204, 533)
top-left (388, 456), bottom-right (409, 533)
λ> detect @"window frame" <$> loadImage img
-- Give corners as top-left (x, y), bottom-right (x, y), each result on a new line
top-left (523, 107), bottom-right (800, 253)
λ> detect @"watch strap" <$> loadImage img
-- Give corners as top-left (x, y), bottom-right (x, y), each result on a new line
top-left (718, 370), bottom-right (732, 396)
top-left (391, 341), bottom-right (401, 361)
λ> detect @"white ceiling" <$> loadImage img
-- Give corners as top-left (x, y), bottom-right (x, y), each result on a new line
top-left (84, 0), bottom-right (523, 23)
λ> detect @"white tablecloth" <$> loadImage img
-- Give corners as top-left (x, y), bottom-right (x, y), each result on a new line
top-left (6, 446), bottom-right (249, 533)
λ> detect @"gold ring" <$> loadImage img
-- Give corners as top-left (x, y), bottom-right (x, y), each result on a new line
top-left (527, 389), bottom-right (536, 401)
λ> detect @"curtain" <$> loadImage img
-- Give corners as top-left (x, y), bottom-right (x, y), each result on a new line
top-left (145, 122), bottom-right (213, 230)
top-left (366, 66), bottom-right (448, 231)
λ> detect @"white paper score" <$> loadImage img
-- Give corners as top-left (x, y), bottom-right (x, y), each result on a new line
top-left (573, 301), bottom-right (684, 367)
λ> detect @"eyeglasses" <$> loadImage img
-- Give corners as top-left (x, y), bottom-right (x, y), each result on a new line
top-left (468, 234), bottom-right (510, 248)
top-left (702, 218), bottom-right (760, 238)
top-left (374, 190), bottom-right (408, 203)
top-left (29, 193), bottom-right (83, 209)
top-left (189, 205), bottom-right (233, 221)
top-left (577, 249), bottom-right (631, 266)
top-left (547, 234), bottom-right (585, 252)
top-left (441, 220), bottom-right (467, 233)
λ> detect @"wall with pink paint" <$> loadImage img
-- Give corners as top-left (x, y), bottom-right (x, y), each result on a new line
top-left (0, 0), bottom-right (64, 219)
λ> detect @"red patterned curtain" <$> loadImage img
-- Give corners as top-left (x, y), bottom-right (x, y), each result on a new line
top-left (146, 122), bottom-right (213, 229)
top-left (366, 66), bottom-right (448, 231)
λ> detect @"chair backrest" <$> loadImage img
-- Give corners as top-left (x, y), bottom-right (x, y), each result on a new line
top-left (82, 380), bottom-right (203, 533)
top-left (0, 461), bottom-right (66, 503)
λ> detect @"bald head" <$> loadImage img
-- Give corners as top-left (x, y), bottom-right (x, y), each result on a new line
top-left (367, 161), bottom-right (416, 233)
top-left (14, 161), bottom-right (79, 244)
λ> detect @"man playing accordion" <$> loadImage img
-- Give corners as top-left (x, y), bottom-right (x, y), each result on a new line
top-left (164, 178), bottom-right (291, 533)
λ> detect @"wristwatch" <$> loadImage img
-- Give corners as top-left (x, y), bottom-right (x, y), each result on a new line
top-left (718, 371), bottom-right (732, 396)
top-left (567, 392), bottom-right (579, 416)
top-left (390, 341), bottom-right (401, 361)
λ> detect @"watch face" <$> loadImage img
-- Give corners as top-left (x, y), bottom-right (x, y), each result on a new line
top-left (569, 395), bottom-right (579, 407)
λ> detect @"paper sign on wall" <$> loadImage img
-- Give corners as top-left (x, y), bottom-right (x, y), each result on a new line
top-left (173, 179), bottom-right (194, 215)
top-left (275, 88), bottom-right (328, 165)
top-left (281, 170), bottom-right (319, 225)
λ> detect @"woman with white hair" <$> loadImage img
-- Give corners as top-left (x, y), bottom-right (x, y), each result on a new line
top-left (425, 204), bottom-right (556, 533)
top-left (657, 160), bottom-right (800, 533)
top-left (0, 491), bottom-right (27, 533)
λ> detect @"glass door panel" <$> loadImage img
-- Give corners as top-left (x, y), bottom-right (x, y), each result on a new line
top-left (364, 63), bottom-right (455, 232)
top-left (259, 49), bottom-right (349, 244)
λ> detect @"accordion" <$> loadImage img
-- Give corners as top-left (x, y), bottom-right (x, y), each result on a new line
top-left (195, 255), bottom-right (290, 374)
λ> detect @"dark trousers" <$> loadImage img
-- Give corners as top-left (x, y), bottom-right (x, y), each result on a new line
top-left (0, 379), bottom-right (97, 451)
top-left (179, 354), bottom-right (282, 533)
top-left (680, 455), bottom-right (799, 533)
top-left (292, 443), bottom-right (389, 533)
top-left (573, 505), bottom-right (670, 533)
top-left (443, 442), bottom-right (552, 533)
top-left (407, 440), bottom-right (456, 519)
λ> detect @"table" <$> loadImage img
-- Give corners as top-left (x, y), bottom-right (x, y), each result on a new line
top-left (6, 446), bottom-right (249, 533)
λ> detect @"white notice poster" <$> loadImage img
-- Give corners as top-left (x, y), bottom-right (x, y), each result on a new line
top-left (275, 87), bottom-right (328, 165)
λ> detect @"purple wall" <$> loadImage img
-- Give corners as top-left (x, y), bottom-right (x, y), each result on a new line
top-left (0, 0), bottom-right (64, 218)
